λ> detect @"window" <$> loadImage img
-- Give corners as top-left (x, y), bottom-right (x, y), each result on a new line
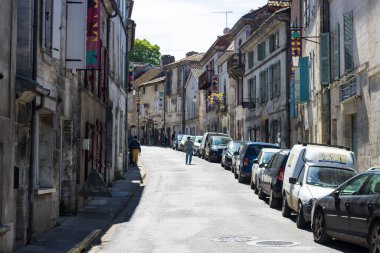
top-left (333, 24), bottom-right (340, 80)
top-left (303, 0), bottom-right (310, 29)
top-left (142, 87), bottom-right (146, 94)
top-left (260, 69), bottom-right (268, 104)
top-left (37, 115), bottom-right (55, 188)
top-left (248, 51), bottom-right (254, 69)
top-left (269, 61), bottom-right (281, 99)
top-left (362, 175), bottom-right (380, 195)
top-left (270, 119), bottom-right (280, 144)
top-left (340, 174), bottom-right (370, 196)
top-left (248, 76), bottom-right (256, 103)
top-left (177, 68), bottom-right (182, 95)
top-left (269, 32), bottom-right (279, 53)
top-left (42, 0), bottom-right (62, 58)
top-left (344, 11), bottom-right (353, 72)
top-left (257, 42), bottom-right (266, 61)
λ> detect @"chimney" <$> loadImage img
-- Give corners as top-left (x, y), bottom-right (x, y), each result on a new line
top-left (186, 51), bottom-right (198, 57)
top-left (160, 55), bottom-right (175, 68)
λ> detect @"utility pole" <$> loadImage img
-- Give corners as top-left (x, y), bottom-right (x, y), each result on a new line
top-left (212, 10), bottom-right (232, 28)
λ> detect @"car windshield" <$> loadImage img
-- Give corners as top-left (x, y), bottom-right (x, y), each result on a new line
top-left (246, 145), bottom-right (277, 158)
top-left (262, 152), bottom-right (276, 163)
top-left (306, 166), bottom-right (356, 188)
top-left (231, 143), bottom-right (242, 152)
top-left (212, 137), bottom-right (232, 145)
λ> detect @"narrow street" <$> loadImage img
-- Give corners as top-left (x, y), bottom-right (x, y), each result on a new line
top-left (88, 146), bottom-right (367, 253)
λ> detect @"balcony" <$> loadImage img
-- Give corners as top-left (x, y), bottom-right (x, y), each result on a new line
top-left (198, 69), bottom-right (213, 90)
top-left (227, 53), bottom-right (245, 79)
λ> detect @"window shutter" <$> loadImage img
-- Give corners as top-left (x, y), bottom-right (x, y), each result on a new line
top-left (253, 76), bottom-right (256, 102)
top-left (268, 65), bottom-right (273, 99)
top-left (277, 61), bottom-right (281, 97)
top-left (52, 0), bottom-right (62, 59)
top-left (300, 57), bottom-right (310, 102)
top-left (66, 0), bottom-right (87, 69)
top-left (333, 24), bottom-right (340, 80)
top-left (320, 33), bottom-right (330, 85)
top-left (269, 35), bottom-right (274, 53)
top-left (344, 11), bottom-right (353, 72)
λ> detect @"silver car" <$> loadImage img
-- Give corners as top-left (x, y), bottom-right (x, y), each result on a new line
top-left (251, 148), bottom-right (281, 194)
top-left (193, 136), bottom-right (203, 155)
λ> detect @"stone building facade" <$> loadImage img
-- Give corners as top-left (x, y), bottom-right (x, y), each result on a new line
top-left (0, 0), bottom-right (17, 252)
top-left (240, 8), bottom-right (290, 148)
top-left (0, 1), bottom-right (135, 252)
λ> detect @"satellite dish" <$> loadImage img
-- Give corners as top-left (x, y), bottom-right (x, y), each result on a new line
top-left (223, 27), bottom-right (230, 35)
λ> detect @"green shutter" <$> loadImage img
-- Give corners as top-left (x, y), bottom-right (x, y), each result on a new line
top-left (344, 11), bottom-right (353, 71)
top-left (333, 24), bottom-right (340, 80)
top-left (269, 65), bottom-right (273, 99)
top-left (320, 33), bottom-right (330, 85)
top-left (269, 35), bottom-right (274, 53)
top-left (300, 57), bottom-right (310, 102)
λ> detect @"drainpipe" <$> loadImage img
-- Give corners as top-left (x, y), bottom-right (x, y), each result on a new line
top-left (27, 0), bottom-right (39, 243)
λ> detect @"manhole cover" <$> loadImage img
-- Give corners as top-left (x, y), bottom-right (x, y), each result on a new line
top-left (211, 235), bottom-right (257, 243)
top-left (247, 240), bottom-right (300, 247)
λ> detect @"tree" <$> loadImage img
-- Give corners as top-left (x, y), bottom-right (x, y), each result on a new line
top-left (129, 38), bottom-right (161, 65)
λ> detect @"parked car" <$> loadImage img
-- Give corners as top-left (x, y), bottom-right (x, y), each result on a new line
top-left (172, 134), bottom-right (183, 150)
top-left (251, 148), bottom-right (281, 194)
top-left (235, 142), bottom-right (280, 183)
top-left (257, 149), bottom-right (290, 208)
top-left (311, 169), bottom-right (380, 251)
top-left (199, 132), bottom-right (228, 159)
top-left (193, 136), bottom-right (203, 155)
top-left (282, 144), bottom-right (357, 228)
top-left (205, 136), bottom-right (232, 162)
top-left (221, 141), bottom-right (245, 170)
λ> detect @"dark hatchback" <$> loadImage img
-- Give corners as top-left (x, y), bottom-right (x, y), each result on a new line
top-left (221, 141), bottom-right (245, 170)
top-left (258, 149), bottom-right (290, 208)
top-left (235, 142), bottom-right (280, 183)
top-left (312, 169), bottom-right (380, 252)
top-left (205, 136), bottom-right (232, 162)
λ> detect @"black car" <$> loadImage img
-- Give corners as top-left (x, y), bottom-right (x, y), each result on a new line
top-left (312, 169), bottom-right (380, 251)
top-left (257, 149), bottom-right (290, 208)
top-left (205, 136), bottom-right (232, 162)
top-left (221, 141), bottom-right (245, 170)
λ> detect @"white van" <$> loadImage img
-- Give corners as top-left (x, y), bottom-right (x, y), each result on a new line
top-left (281, 144), bottom-right (357, 228)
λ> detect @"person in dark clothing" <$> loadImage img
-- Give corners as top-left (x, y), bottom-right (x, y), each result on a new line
top-left (129, 136), bottom-right (141, 166)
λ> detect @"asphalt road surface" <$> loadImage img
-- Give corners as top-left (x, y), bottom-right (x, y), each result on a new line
top-left (88, 146), bottom-right (367, 253)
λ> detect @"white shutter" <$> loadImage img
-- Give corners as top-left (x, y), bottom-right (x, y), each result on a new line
top-left (52, 0), bottom-right (62, 59)
top-left (66, 0), bottom-right (87, 69)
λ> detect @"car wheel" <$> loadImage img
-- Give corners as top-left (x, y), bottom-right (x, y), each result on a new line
top-left (281, 196), bottom-right (291, 218)
top-left (313, 208), bottom-right (332, 244)
top-left (258, 187), bottom-right (266, 200)
top-left (238, 171), bottom-right (244, 183)
top-left (250, 178), bottom-right (255, 190)
top-left (296, 202), bottom-right (306, 228)
top-left (269, 189), bottom-right (280, 208)
top-left (369, 221), bottom-right (380, 253)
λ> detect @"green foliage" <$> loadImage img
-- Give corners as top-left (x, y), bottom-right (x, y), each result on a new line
top-left (129, 38), bottom-right (161, 65)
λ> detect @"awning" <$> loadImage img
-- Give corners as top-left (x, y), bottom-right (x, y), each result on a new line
top-left (16, 75), bottom-right (50, 103)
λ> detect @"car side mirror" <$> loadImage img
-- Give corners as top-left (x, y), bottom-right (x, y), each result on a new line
top-left (259, 163), bottom-right (265, 168)
top-left (289, 177), bottom-right (297, 184)
top-left (208, 143), bottom-right (211, 147)
top-left (253, 159), bottom-right (258, 164)
top-left (233, 151), bottom-right (239, 156)
top-left (333, 191), bottom-right (340, 198)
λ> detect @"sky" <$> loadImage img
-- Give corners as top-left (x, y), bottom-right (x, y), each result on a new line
top-left (132, 0), bottom-right (268, 61)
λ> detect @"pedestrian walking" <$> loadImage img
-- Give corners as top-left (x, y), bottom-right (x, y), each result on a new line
top-left (184, 136), bottom-right (194, 165)
top-left (129, 136), bottom-right (141, 166)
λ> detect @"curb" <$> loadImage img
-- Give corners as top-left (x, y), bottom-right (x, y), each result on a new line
top-left (67, 229), bottom-right (101, 253)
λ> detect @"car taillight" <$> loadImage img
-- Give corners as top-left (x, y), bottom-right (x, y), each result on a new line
top-left (243, 158), bottom-right (249, 166)
top-left (277, 167), bottom-right (285, 181)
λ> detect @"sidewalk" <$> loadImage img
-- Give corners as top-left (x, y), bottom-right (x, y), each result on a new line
top-left (15, 164), bottom-right (146, 253)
